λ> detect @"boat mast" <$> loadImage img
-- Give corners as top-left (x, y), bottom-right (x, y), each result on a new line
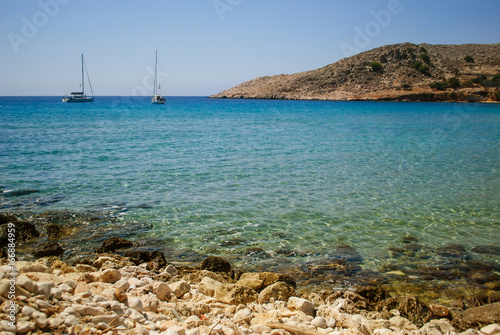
top-left (154, 50), bottom-right (158, 96)
top-left (81, 54), bottom-right (85, 96)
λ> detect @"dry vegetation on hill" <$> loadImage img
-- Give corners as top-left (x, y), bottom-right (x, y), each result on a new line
top-left (210, 43), bottom-right (500, 102)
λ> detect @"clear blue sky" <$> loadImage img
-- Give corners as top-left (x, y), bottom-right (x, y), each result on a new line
top-left (1, 0), bottom-right (499, 96)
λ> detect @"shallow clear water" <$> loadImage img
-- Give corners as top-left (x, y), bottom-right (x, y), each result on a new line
top-left (1, 96), bottom-right (499, 274)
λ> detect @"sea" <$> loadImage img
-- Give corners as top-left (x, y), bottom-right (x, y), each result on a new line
top-left (1, 96), bottom-right (499, 299)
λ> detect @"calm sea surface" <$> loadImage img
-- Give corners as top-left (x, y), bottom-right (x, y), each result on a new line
top-left (1, 96), bottom-right (499, 286)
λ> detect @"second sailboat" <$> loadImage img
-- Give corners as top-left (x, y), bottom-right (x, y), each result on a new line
top-left (151, 50), bottom-right (166, 104)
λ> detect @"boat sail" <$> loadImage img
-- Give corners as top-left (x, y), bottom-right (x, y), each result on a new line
top-left (63, 54), bottom-right (94, 103)
top-left (151, 50), bottom-right (166, 104)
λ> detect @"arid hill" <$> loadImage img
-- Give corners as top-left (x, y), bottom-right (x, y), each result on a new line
top-left (210, 43), bottom-right (500, 102)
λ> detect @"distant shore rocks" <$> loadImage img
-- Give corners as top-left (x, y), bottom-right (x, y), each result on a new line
top-left (210, 42), bottom-right (500, 103)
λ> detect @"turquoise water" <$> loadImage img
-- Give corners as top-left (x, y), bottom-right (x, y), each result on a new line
top-left (1, 96), bottom-right (499, 276)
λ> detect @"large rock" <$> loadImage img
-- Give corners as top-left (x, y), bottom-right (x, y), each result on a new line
top-left (214, 284), bottom-right (257, 305)
top-left (355, 285), bottom-right (390, 309)
top-left (33, 242), bottom-right (65, 257)
top-left (0, 221), bottom-right (39, 247)
top-left (154, 282), bottom-right (174, 301)
top-left (0, 279), bottom-right (31, 299)
top-left (16, 261), bottom-right (51, 273)
top-left (258, 281), bottom-right (295, 303)
top-left (100, 269), bottom-right (121, 283)
top-left (0, 213), bottom-right (18, 225)
top-left (288, 297), bottom-right (316, 316)
top-left (197, 277), bottom-right (222, 297)
top-left (147, 252), bottom-right (167, 272)
top-left (169, 280), bottom-right (191, 298)
top-left (452, 302), bottom-right (500, 331)
top-left (124, 250), bottom-right (166, 270)
top-left (46, 223), bottom-right (72, 239)
top-left (201, 256), bottom-right (232, 273)
top-left (238, 272), bottom-right (296, 290)
top-left (377, 296), bottom-right (431, 327)
top-left (95, 237), bottom-right (134, 253)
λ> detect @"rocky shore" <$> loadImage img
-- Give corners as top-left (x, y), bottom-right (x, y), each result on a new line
top-left (1, 245), bottom-right (500, 335)
top-left (1, 213), bottom-right (500, 334)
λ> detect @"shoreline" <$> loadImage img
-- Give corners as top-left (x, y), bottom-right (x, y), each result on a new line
top-left (208, 93), bottom-right (500, 103)
top-left (2, 211), bottom-right (499, 309)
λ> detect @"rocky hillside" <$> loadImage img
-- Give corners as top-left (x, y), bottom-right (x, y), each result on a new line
top-left (210, 43), bottom-right (500, 102)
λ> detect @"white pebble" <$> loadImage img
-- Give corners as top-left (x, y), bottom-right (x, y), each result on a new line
top-left (32, 311), bottom-right (48, 328)
top-left (129, 277), bottom-right (147, 287)
top-left (36, 281), bottom-right (55, 298)
top-left (51, 287), bottom-right (63, 300)
top-left (65, 314), bottom-right (80, 326)
top-left (16, 275), bottom-right (35, 293)
top-left (100, 268), bottom-right (122, 283)
top-left (48, 316), bottom-right (64, 328)
top-left (58, 283), bottom-right (74, 293)
top-left (0, 320), bottom-right (16, 333)
top-left (16, 320), bottom-right (36, 333)
top-left (128, 296), bottom-right (144, 312)
top-left (165, 264), bottom-right (178, 276)
top-left (127, 308), bottom-right (145, 322)
top-left (327, 318), bottom-right (337, 328)
top-left (312, 316), bottom-right (327, 329)
top-left (21, 305), bottom-right (36, 318)
top-left (481, 324), bottom-right (500, 335)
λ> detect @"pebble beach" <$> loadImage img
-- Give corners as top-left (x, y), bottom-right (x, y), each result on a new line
top-left (1, 247), bottom-right (500, 335)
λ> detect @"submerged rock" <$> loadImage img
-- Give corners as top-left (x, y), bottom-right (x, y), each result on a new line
top-left (0, 221), bottom-right (40, 247)
top-left (0, 213), bottom-right (18, 224)
top-left (95, 237), bottom-right (134, 253)
top-left (46, 223), bottom-right (73, 239)
top-left (201, 256), bottom-right (232, 273)
top-left (125, 250), bottom-right (162, 264)
top-left (355, 285), bottom-right (390, 310)
top-left (330, 244), bottom-right (363, 263)
top-left (436, 244), bottom-right (469, 258)
top-left (33, 242), bottom-right (65, 257)
top-left (377, 296), bottom-right (431, 327)
top-left (471, 245), bottom-right (500, 255)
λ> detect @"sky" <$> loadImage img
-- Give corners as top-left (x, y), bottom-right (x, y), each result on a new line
top-left (1, 0), bottom-right (499, 96)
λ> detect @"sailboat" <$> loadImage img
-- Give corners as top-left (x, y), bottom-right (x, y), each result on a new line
top-left (151, 50), bottom-right (166, 104)
top-left (63, 54), bottom-right (94, 103)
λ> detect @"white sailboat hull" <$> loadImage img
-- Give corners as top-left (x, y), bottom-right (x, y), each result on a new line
top-left (63, 96), bottom-right (94, 103)
top-left (151, 95), bottom-right (165, 104)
